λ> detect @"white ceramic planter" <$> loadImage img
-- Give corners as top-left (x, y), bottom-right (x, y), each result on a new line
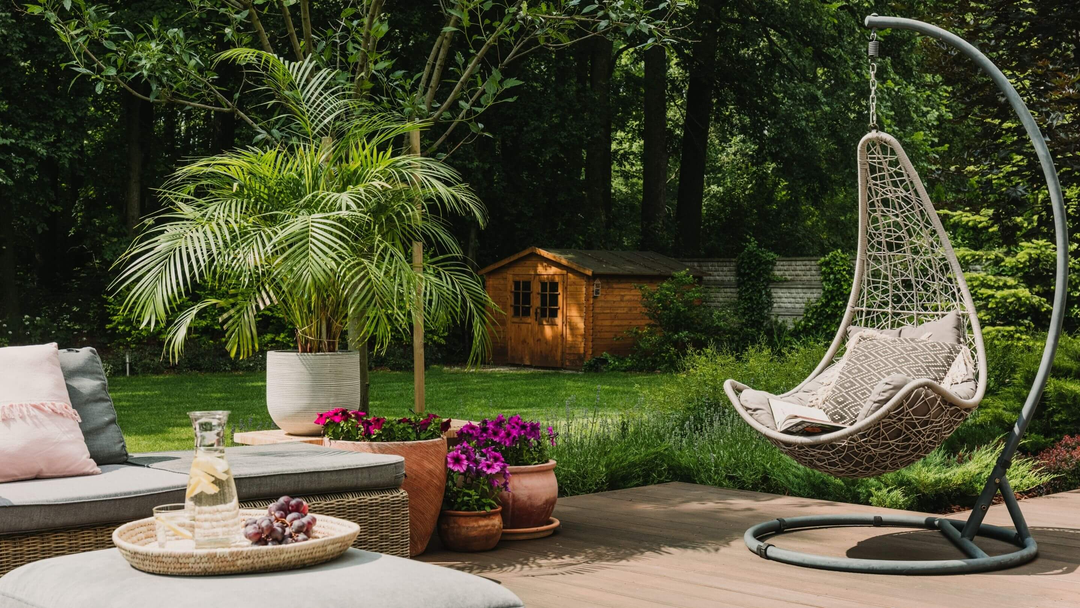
top-left (266, 351), bottom-right (361, 436)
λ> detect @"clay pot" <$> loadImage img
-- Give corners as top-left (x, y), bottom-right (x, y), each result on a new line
top-left (324, 437), bottom-right (447, 556)
top-left (437, 507), bottom-right (503, 552)
top-left (498, 460), bottom-right (557, 529)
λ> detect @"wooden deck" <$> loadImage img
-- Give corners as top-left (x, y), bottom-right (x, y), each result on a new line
top-left (420, 482), bottom-right (1080, 607)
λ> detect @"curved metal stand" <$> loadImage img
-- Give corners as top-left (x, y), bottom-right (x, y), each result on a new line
top-left (744, 14), bottom-right (1068, 575)
top-left (745, 511), bottom-right (1036, 575)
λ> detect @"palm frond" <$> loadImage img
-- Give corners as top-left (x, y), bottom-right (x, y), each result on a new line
top-left (115, 57), bottom-right (493, 360)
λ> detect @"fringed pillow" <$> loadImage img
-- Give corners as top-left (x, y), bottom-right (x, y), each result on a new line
top-left (0, 343), bottom-right (101, 483)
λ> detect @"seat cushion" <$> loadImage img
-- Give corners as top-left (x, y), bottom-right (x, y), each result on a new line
top-left (127, 443), bottom-right (405, 499)
top-left (0, 548), bottom-right (525, 608)
top-left (821, 333), bottom-right (960, 425)
top-left (0, 464), bottom-right (186, 534)
top-left (846, 311), bottom-right (964, 344)
top-left (738, 363), bottom-right (840, 430)
top-left (58, 347), bottom-right (129, 465)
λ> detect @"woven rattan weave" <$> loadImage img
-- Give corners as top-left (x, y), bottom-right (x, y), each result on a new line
top-left (724, 130), bottom-right (987, 478)
top-left (0, 488), bottom-right (408, 576)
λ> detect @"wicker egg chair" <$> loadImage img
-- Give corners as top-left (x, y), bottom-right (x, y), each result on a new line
top-left (728, 15), bottom-right (1069, 575)
top-left (724, 129), bottom-right (986, 479)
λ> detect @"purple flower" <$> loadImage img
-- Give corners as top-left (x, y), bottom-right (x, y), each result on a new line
top-left (481, 448), bottom-right (504, 464)
top-left (458, 423), bottom-right (481, 441)
top-left (479, 458), bottom-right (505, 475)
top-left (525, 422), bottom-right (542, 440)
top-left (447, 449), bottom-right (468, 473)
top-left (494, 427), bottom-right (513, 446)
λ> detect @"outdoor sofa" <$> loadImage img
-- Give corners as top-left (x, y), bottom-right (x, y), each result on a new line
top-left (0, 347), bottom-right (409, 576)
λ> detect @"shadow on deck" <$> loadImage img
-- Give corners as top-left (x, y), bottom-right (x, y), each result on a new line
top-left (420, 482), bottom-right (1080, 607)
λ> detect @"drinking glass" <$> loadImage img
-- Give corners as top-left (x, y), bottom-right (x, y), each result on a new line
top-left (153, 503), bottom-right (193, 548)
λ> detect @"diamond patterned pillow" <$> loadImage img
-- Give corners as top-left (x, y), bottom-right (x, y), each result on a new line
top-left (820, 333), bottom-right (961, 425)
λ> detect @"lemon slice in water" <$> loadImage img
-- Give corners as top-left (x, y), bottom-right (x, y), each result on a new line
top-left (156, 516), bottom-right (194, 540)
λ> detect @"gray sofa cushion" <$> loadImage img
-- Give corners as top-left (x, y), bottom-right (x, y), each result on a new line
top-left (127, 443), bottom-right (406, 499)
top-left (1, 444), bottom-right (404, 535)
top-left (0, 548), bottom-right (525, 608)
top-left (0, 464), bottom-right (187, 534)
top-left (58, 347), bottom-right (129, 465)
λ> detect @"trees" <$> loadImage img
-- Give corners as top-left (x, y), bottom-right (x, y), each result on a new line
top-left (7, 0), bottom-right (1061, 363)
top-left (31, 0), bottom-right (679, 408)
top-left (926, 0), bottom-right (1079, 333)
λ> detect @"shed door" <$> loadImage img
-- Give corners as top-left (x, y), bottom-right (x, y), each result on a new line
top-left (507, 273), bottom-right (564, 368)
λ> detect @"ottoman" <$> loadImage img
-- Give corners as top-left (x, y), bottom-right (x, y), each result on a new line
top-left (0, 549), bottom-right (524, 608)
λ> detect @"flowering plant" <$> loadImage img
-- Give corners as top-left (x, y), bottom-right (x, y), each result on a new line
top-left (1038, 435), bottom-right (1080, 492)
top-left (315, 408), bottom-right (450, 442)
top-left (456, 414), bottom-right (557, 466)
top-left (443, 443), bottom-right (510, 512)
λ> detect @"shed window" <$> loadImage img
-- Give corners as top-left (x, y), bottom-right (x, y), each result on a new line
top-left (538, 281), bottom-right (560, 319)
top-left (512, 280), bottom-right (532, 317)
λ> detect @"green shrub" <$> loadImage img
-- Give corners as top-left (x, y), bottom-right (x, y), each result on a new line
top-left (735, 238), bottom-right (778, 344)
top-left (947, 332), bottom-right (1080, 453)
top-left (549, 400), bottom-right (1050, 513)
top-left (587, 270), bottom-right (735, 372)
top-left (793, 250), bottom-right (853, 341)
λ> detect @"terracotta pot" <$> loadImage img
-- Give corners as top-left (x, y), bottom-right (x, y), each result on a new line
top-left (498, 459), bottom-right (558, 529)
top-left (437, 507), bottom-right (503, 552)
top-left (266, 351), bottom-right (360, 436)
top-left (324, 437), bottom-right (447, 556)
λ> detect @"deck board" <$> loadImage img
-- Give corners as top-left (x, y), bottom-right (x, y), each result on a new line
top-left (420, 482), bottom-right (1080, 607)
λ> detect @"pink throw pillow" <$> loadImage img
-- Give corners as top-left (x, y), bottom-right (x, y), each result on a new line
top-left (0, 343), bottom-right (101, 483)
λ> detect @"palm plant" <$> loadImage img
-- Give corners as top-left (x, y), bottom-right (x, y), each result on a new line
top-left (112, 51), bottom-right (494, 363)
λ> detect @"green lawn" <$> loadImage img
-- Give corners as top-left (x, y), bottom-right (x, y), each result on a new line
top-left (108, 367), bottom-right (676, 452)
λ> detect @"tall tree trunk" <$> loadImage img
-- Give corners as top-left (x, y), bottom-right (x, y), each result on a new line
top-left (348, 317), bottom-right (371, 412)
top-left (675, 0), bottom-right (720, 256)
top-left (409, 129), bottom-right (425, 414)
top-left (124, 85), bottom-right (153, 235)
top-left (641, 40), bottom-right (668, 251)
top-left (213, 111), bottom-right (237, 153)
top-left (0, 198), bottom-right (18, 320)
top-left (212, 44), bottom-right (238, 153)
top-left (584, 37), bottom-right (613, 242)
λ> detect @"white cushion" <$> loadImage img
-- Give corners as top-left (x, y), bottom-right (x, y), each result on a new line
top-left (0, 343), bottom-right (100, 483)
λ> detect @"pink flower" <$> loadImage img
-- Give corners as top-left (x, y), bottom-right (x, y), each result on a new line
top-left (447, 449), bottom-right (468, 473)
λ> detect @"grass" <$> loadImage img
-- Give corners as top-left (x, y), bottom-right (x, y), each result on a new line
top-left (107, 366), bottom-right (677, 452)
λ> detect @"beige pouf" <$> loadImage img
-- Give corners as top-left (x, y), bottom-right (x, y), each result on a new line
top-left (0, 548), bottom-right (523, 608)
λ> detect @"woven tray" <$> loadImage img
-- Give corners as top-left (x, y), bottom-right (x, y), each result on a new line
top-left (112, 509), bottom-right (359, 576)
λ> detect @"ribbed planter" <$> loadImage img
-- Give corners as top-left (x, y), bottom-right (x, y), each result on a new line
top-left (498, 460), bottom-right (558, 530)
top-left (437, 507), bottom-right (503, 552)
top-left (324, 437), bottom-right (447, 556)
top-left (266, 351), bottom-right (360, 436)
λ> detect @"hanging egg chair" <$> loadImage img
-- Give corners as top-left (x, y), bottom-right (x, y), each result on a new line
top-left (726, 15), bottom-right (1068, 574)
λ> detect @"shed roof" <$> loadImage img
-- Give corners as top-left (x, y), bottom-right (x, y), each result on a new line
top-left (478, 247), bottom-right (703, 278)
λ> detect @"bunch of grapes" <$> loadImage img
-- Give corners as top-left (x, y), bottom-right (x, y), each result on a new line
top-left (243, 496), bottom-right (317, 546)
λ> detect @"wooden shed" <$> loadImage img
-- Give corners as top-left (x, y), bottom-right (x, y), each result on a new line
top-left (479, 248), bottom-right (703, 369)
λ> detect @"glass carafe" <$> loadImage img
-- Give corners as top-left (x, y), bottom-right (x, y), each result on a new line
top-left (186, 411), bottom-right (240, 548)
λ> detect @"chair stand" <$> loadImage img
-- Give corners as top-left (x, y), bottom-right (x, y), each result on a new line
top-left (744, 477), bottom-right (1037, 575)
